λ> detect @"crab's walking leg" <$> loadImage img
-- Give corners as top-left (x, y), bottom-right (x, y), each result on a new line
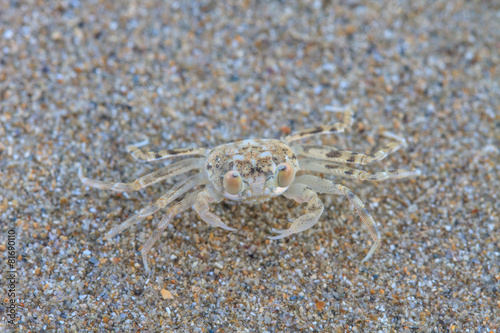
top-left (194, 186), bottom-right (236, 232)
top-left (106, 173), bottom-right (207, 239)
top-left (127, 143), bottom-right (208, 162)
top-left (268, 183), bottom-right (324, 239)
top-left (292, 132), bottom-right (407, 165)
top-left (283, 109), bottom-right (354, 143)
top-left (294, 174), bottom-right (381, 262)
top-left (79, 157), bottom-right (205, 192)
top-left (299, 158), bottom-right (421, 181)
top-left (141, 189), bottom-right (202, 273)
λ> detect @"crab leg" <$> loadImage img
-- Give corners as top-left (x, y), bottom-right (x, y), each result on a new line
top-left (268, 183), bottom-right (324, 239)
top-left (299, 158), bottom-right (421, 181)
top-left (127, 141), bottom-right (207, 162)
top-left (294, 174), bottom-right (381, 262)
top-left (141, 189), bottom-right (203, 273)
top-left (105, 173), bottom-right (207, 239)
top-left (79, 157), bottom-right (205, 192)
top-left (283, 109), bottom-right (354, 143)
top-left (292, 132), bottom-right (407, 165)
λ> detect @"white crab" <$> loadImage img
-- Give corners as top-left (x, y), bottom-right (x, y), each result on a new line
top-left (80, 110), bottom-right (419, 273)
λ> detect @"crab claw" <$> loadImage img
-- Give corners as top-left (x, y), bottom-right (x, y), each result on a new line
top-left (268, 229), bottom-right (294, 239)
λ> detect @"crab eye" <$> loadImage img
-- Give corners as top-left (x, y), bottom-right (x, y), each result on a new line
top-left (276, 163), bottom-right (294, 188)
top-left (223, 171), bottom-right (243, 195)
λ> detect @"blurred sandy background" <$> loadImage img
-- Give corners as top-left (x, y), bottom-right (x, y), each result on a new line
top-left (0, 0), bottom-right (499, 331)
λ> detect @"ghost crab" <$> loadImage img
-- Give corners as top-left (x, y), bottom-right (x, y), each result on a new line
top-left (80, 109), bottom-right (420, 273)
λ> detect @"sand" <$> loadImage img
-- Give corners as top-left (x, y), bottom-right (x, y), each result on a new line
top-left (0, 0), bottom-right (499, 332)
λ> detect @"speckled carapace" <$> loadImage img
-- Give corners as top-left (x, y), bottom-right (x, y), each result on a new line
top-left (206, 139), bottom-right (299, 203)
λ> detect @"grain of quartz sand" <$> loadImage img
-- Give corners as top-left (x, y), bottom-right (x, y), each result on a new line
top-left (0, 0), bottom-right (499, 332)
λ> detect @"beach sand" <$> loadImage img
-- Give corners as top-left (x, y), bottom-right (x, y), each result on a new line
top-left (0, 0), bottom-right (499, 331)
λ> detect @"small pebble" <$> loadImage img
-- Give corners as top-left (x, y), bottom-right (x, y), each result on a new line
top-left (161, 289), bottom-right (173, 300)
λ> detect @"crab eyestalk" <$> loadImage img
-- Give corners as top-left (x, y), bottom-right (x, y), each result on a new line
top-left (223, 170), bottom-right (243, 195)
top-left (276, 163), bottom-right (294, 187)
